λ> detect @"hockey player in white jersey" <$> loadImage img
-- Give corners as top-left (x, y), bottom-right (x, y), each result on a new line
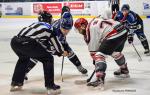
top-left (74, 11), bottom-right (130, 89)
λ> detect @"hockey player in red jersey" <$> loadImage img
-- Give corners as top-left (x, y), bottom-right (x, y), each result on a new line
top-left (74, 11), bottom-right (130, 89)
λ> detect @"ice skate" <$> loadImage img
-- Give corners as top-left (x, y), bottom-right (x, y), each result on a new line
top-left (10, 82), bottom-right (23, 92)
top-left (47, 84), bottom-right (61, 95)
top-left (114, 67), bottom-right (130, 78)
top-left (10, 85), bottom-right (22, 92)
top-left (87, 72), bottom-right (105, 90)
top-left (77, 65), bottom-right (88, 75)
top-left (144, 49), bottom-right (150, 56)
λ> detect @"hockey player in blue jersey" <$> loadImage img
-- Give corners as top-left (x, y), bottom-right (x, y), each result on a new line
top-left (114, 4), bottom-right (150, 56)
top-left (52, 12), bottom-right (88, 75)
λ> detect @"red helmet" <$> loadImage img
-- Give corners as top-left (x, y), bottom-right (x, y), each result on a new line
top-left (74, 18), bottom-right (88, 30)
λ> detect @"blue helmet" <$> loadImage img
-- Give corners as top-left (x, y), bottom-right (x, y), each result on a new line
top-left (60, 12), bottom-right (73, 30)
top-left (121, 4), bottom-right (130, 11)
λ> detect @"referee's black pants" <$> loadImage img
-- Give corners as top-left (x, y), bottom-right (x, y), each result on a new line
top-left (10, 36), bottom-right (54, 88)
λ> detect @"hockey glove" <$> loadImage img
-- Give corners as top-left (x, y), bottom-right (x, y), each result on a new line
top-left (128, 34), bottom-right (134, 44)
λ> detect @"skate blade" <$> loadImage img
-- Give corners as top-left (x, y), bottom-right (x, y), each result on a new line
top-left (47, 89), bottom-right (61, 95)
top-left (145, 52), bottom-right (150, 56)
top-left (138, 59), bottom-right (142, 62)
top-left (82, 73), bottom-right (88, 76)
top-left (87, 84), bottom-right (105, 91)
top-left (10, 86), bottom-right (22, 92)
top-left (115, 74), bottom-right (130, 78)
top-left (74, 80), bottom-right (87, 85)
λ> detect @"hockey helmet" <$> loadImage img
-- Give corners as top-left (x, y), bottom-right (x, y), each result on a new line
top-left (38, 11), bottom-right (53, 24)
top-left (74, 18), bottom-right (88, 30)
top-left (121, 4), bottom-right (130, 11)
top-left (60, 12), bottom-right (73, 30)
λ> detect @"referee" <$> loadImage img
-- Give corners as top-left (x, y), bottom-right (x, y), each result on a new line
top-left (10, 14), bottom-right (70, 94)
top-left (109, 0), bottom-right (120, 14)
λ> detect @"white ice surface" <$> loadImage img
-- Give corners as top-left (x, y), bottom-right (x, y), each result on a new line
top-left (0, 18), bottom-right (150, 95)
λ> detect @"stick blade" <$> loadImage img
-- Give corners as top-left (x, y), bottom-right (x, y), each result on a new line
top-left (74, 80), bottom-right (87, 85)
top-left (138, 58), bottom-right (142, 62)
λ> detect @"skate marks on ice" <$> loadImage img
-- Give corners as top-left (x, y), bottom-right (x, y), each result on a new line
top-left (10, 88), bottom-right (48, 95)
top-left (129, 69), bottom-right (150, 75)
top-left (0, 74), bottom-right (45, 95)
top-left (24, 74), bottom-right (83, 84)
top-left (73, 69), bottom-right (150, 95)
top-left (1, 69), bottom-right (150, 95)
top-left (0, 74), bottom-right (87, 95)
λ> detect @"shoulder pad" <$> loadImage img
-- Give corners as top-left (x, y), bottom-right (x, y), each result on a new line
top-left (52, 19), bottom-right (61, 29)
top-left (36, 22), bottom-right (52, 29)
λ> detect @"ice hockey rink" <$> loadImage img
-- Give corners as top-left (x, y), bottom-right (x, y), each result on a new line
top-left (0, 18), bottom-right (150, 95)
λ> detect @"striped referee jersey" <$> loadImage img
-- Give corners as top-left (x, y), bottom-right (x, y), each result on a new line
top-left (17, 22), bottom-right (64, 54)
top-left (109, 0), bottom-right (120, 5)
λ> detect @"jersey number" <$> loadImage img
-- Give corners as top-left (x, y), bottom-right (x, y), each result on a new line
top-left (100, 21), bottom-right (113, 28)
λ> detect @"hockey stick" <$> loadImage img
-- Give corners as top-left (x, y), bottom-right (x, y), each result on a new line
top-left (61, 56), bottom-right (65, 82)
top-left (132, 43), bottom-right (142, 62)
top-left (87, 70), bottom-right (95, 82)
top-left (75, 70), bottom-right (95, 85)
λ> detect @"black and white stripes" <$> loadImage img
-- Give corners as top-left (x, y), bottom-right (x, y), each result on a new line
top-left (17, 22), bottom-right (64, 54)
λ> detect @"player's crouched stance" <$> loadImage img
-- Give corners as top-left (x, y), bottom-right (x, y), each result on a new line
top-left (10, 13), bottom-right (70, 94)
top-left (74, 13), bottom-right (130, 89)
